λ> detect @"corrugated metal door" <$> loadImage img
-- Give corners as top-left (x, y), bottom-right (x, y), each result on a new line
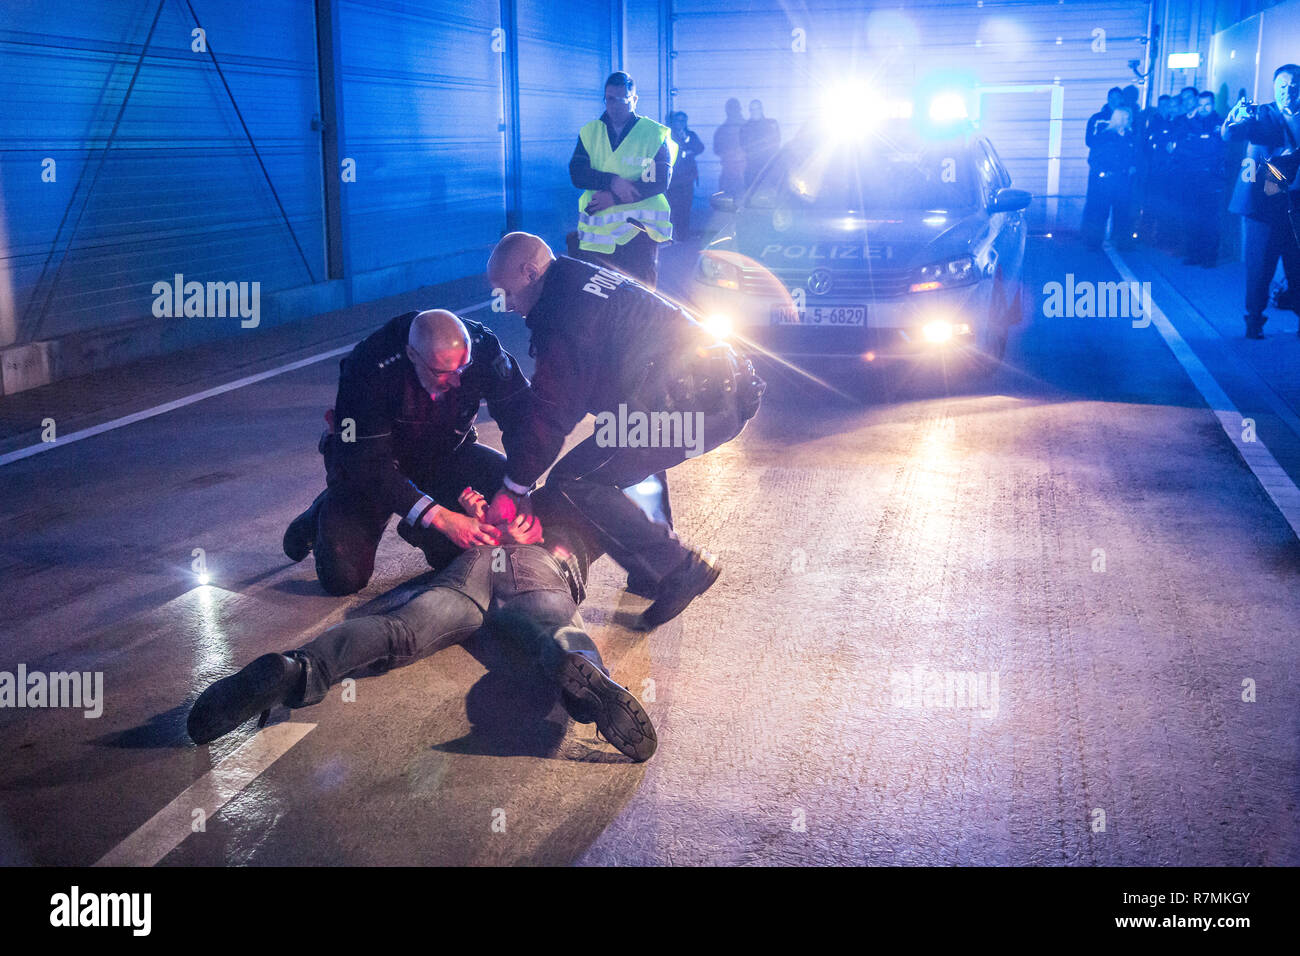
top-left (671, 0), bottom-right (1152, 230)
top-left (337, 0), bottom-right (507, 280)
top-left (1, 0), bottom-right (326, 345)
top-left (516, 0), bottom-right (613, 248)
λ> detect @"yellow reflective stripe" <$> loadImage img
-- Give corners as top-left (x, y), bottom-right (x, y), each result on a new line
top-left (579, 205), bottom-right (672, 228)
top-left (581, 223), bottom-right (635, 240)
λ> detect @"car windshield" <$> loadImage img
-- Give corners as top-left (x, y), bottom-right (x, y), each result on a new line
top-left (746, 135), bottom-right (978, 212)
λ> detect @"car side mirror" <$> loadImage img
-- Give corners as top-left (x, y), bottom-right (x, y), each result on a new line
top-left (710, 192), bottom-right (738, 213)
top-left (988, 187), bottom-right (1031, 213)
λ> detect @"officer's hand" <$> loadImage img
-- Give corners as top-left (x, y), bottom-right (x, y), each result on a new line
top-left (503, 513), bottom-right (544, 545)
top-left (1226, 98), bottom-right (1249, 124)
top-left (458, 486), bottom-right (488, 520)
top-left (427, 507), bottom-right (500, 548)
top-left (610, 176), bottom-right (641, 204)
top-left (586, 190), bottom-right (616, 213)
top-left (486, 488), bottom-right (532, 525)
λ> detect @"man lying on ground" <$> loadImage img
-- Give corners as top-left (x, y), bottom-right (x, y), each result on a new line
top-left (187, 486), bottom-right (657, 761)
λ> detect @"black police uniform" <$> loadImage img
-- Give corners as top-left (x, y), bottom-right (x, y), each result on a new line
top-left (292, 311), bottom-right (529, 595)
top-left (1084, 104), bottom-right (1114, 151)
top-left (1224, 103), bottom-right (1300, 336)
top-left (1176, 110), bottom-right (1226, 265)
top-left (1139, 112), bottom-right (1177, 244)
top-left (499, 256), bottom-right (764, 587)
top-left (1082, 126), bottom-right (1138, 248)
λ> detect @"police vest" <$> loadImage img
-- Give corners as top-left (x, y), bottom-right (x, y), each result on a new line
top-left (577, 116), bottom-right (679, 253)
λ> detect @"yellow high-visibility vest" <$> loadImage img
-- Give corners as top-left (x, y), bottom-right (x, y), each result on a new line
top-left (577, 116), bottom-right (679, 253)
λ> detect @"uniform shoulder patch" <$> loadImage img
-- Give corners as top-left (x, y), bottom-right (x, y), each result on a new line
top-left (493, 352), bottom-right (513, 380)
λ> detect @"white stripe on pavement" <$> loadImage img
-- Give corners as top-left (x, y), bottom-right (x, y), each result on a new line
top-left (1107, 248), bottom-right (1300, 540)
top-left (0, 298), bottom-right (493, 468)
top-left (94, 721), bottom-right (316, 867)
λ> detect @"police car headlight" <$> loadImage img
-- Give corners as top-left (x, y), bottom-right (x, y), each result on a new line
top-left (922, 320), bottom-right (954, 343)
top-left (701, 313), bottom-right (733, 340)
top-left (697, 254), bottom-right (743, 290)
top-left (908, 255), bottom-right (977, 293)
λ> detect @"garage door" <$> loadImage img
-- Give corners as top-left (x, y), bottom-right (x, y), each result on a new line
top-left (1, 0), bottom-right (326, 345)
top-left (670, 0), bottom-right (1153, 231)
top-left (337, 0), bottom-right (507, 279)
top-left (517, 0), bottom-right (615, 248)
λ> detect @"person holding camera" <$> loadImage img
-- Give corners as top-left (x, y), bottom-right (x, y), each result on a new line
top-left (1222, 64), bottom-right (1300, 339)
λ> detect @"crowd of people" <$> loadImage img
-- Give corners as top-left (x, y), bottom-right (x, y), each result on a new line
top-left (1082, 83), bottom-right (1228, 263)
top-left (662, 97), bottom-right (782, 235)
top-left (1082, 67), bottom-right (1300, 339)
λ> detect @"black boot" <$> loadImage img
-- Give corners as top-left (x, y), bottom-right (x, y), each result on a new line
top-left (637, 549), bottom-right (721, 631)
top-left (624, 573), bottom-right (659, 599)
top-left (283, 492), bottom-right (326, 562)
top-left (188, 653), bottom-right (305, 745)
top-left (1244, 314), bottom-right (1266, 340)
top-left (555, 651), bottom-right (657, 762)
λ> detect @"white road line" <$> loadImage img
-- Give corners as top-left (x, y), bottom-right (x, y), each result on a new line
top-left (0, 298), bottom-right (493, 468)
top-left (94, 721), bottom-right (316, 867)
top-left (1108, 248), bottom-right (1300, 539)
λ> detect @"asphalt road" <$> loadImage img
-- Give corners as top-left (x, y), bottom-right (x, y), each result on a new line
top-left (1, 236), bottom-right (1297, 866)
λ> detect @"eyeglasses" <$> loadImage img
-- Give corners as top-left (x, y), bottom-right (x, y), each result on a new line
top-left (408, 343), bottom-right (471, 379)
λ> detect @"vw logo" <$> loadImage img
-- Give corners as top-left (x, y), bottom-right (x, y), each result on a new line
top-left (807, 269), bottom-right (833, 296)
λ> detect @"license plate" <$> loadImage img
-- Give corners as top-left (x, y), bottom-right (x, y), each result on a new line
top-left (770, 305), bottom-right (867, 326)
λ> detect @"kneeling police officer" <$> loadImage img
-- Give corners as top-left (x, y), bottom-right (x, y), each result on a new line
top-left (485, 232), bottom-right (765, 630)
top-left (282, 309), bottom-right (530, 594)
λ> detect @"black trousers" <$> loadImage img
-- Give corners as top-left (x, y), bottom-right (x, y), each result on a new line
top-left (1243, 213), bottom-right (1300, 323)
top-left (289, 545), bottom-right (601, 707)
top-left (1082, 169), bottom-right (1134, 247)
top-left (666, 180), bottom-right (695, 238)
top-left (1183, 174), bottom-right (1223, 264)
top-left (568, 230), bottom-right (677, 551)
top-left (312, 440), bottom-right (507, 595)
top-left (543, 391), bottom-right (749, 584)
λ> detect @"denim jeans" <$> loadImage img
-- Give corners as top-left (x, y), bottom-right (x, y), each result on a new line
top-left (289, 544), bottom-right (601, 707)
top-left (314, 440), bottom-right (507, 595)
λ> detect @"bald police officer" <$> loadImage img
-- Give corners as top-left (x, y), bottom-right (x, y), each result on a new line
top-left (282, 309), bottom-right (530, 594)
top-left (485, 232), bottom-right (765, 630)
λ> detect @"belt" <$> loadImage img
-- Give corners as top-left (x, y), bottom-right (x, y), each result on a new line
top-left (655, 343), bottom-right (765, 420)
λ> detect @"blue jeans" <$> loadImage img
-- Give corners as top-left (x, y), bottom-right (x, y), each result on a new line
top-left (288, 545), bottom-right (601, 707)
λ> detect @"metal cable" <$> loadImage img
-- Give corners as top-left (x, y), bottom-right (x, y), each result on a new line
top-left (21, 0), bottom-right (169, 342)
top-left (182, 0), bottom-right (317, 284)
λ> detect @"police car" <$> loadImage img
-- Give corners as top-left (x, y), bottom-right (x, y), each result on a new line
top-left (691, 109), bottom-right (1030, 374)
